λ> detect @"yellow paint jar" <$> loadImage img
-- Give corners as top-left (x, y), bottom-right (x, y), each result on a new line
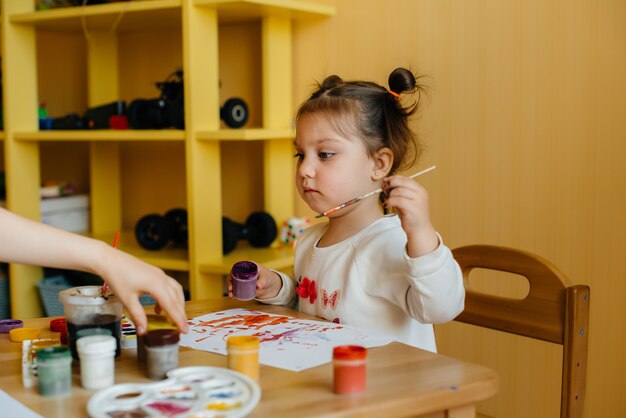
top-left (227, 336), bottom-right (260, 381)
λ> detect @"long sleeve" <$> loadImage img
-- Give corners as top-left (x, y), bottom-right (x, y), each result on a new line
top-left (255, 270), bottom-right (297, 308)
top-left (356, 229), bottom-right (464, 325)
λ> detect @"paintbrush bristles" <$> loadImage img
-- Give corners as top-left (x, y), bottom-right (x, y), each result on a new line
top-left (315, 165), bottom-right (437, 218)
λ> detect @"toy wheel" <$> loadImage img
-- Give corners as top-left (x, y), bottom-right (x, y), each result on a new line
top-left (220, 98), bottom-right (249, 128)
top-left (222, 217), bottom-right (242, 255)
top-left (135, 214), bottom-right (169, 250)
top-left (164, 208), bottom-right (188, 245)
top-left (246, 212), bottom-right (277, 248)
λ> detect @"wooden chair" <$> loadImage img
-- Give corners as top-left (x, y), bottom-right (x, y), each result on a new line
top-left (452, 245), bottom-right (590, 418)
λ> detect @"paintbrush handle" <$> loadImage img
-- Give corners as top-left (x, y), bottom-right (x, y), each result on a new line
top-left (316, 165), bottom-right (437, 218)
top-left (354, 165), bottom-right (437, 200)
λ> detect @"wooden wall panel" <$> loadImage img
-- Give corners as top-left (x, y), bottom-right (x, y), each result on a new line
top-left (292, 1), bottom-right (626, 417)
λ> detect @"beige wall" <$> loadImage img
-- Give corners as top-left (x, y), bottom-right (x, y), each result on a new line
top-left (293, 1), bottom-right (625, 417)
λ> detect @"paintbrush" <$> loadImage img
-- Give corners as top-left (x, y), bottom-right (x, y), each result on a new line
top-left (315, 165), bottom-right (437, 218)
top-left (100, 231), bottom-right (120, 295)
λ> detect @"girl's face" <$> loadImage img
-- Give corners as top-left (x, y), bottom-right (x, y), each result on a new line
top-left (294, 112), bottom-right (378, 215)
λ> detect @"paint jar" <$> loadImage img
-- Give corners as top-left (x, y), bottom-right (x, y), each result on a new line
top-left (333, 345), bottom-right (367, 395)
top-left (227, 335), bottom-right (260, 381)
top-left (230, 261), bottom-right (259, 301)
top-left (77, 335), bottom-right (117, 390)
top-left (60, 286), bottom-right (123, 360)
top-left (36, 346), bottom-right (72, 396)
top-left (137, 315), bottom-right (177, 365)
top-left (145, 329), bottom-right (180, 380)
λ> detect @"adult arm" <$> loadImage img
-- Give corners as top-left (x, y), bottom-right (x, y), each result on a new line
top-left (0, 208), bottom-right (187, 335)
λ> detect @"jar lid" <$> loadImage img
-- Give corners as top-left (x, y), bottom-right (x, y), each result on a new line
top-left (145, 329), bottom-right (180, 347)
top-left (77, 335), bottom-right (117, 354)
top-left (0, 319), bottom-right (23, 333)
top-left (36, 346), bottom-right (71, 361)
top-left (146, 315), bottom-right (177, 331)
top-left (59, 286), bottom-right (120, 306)
top-left (333, 345), bottom-right (367, 361)
top-left (9, 327), bottom-right (40, 342)
top-left (231, 261), bottom-right (259, 280)
top-left (49, 318), bottom-right (66, 332)
top-left (76, 327), bottom-right (113, 339)
top-left (227, 335), bottom-right (260, 350)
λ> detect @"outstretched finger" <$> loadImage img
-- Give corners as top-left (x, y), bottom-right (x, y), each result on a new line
top-left (160, 287), bottom-right (188, 333)
top-left (124, 297), bottom-right (148, 335)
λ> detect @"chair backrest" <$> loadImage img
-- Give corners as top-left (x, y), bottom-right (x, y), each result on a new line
top-left (453, 245), bottom-right (590, 418)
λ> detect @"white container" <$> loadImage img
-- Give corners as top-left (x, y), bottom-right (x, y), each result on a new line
top-left (40, 195), bottom-right (89, 233)
top-left (77, 335), bottom-right (117, 390)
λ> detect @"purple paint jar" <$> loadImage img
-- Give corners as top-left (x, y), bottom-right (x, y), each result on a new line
top-left (231, 261), bottom-right (259, 301)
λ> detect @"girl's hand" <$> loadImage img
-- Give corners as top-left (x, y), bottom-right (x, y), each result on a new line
top-left (227, 263), bottom-right (282, 300)
top-left (382, 174), bottom-right (439, 258)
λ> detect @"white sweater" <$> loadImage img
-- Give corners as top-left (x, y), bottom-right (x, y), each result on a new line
top-left (258, 215), bottom-right (465, 352)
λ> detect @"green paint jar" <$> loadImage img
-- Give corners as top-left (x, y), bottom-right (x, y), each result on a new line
top-left (36, 346), bottom-right (72, 397)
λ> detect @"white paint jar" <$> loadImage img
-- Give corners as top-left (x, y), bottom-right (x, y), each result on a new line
top-left (77, 335), bottom-right (117, 390)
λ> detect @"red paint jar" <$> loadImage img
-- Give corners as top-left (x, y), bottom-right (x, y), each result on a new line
top-left (333, 345), bottom-right (367, 394)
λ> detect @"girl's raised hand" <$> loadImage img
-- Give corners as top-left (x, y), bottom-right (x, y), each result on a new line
top-left (382, 174), bottom-right (439, 258)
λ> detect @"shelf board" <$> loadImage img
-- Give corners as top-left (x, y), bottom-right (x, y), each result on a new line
top-left (199, 244), bottom-right (294, 275)
top-left (9, 0), bottom-right (334, 32)
top-left (196, 127), bottom-right (294, 141)
top-left (10, 0), bottom-right (182, 32)
top-left (195, 0), bottom-right (335, 21)
top-left (13, 130), bottom-right (185, 142)
top-left (91, 230), bottom-right (190, 272)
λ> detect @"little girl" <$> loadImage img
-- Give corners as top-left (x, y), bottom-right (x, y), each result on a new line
top-left (229, 68), bottom-right (464, 352)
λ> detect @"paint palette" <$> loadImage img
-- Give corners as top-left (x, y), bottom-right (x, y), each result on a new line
top-left (87, 366), bottom-right (261, 418)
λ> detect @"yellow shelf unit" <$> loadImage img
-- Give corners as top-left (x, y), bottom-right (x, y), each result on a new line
top-left (14, 130), bottom-right (185, 142)
top-left (196, 127), bottom-right (294, 141)
top-left (92, 230), bottom-right (189, 272)
top-left (1, 0), bottom-right (333, 318)
top-left (199, 243), bottom-right (294, 275)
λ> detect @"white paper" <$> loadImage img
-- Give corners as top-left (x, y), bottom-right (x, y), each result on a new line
top-left (0, 390), bottom-right (44, 418)
top-left (180, 308), bottom-right (394, 371)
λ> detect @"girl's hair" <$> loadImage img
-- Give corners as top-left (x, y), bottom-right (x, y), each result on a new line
top-left (296, 67), bottom-right (426, 175)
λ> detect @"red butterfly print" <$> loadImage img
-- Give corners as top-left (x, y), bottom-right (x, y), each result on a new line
top-left (321, 289), bottom-right (340, 310)
top-left (296, 277), bottom-right (317, 304)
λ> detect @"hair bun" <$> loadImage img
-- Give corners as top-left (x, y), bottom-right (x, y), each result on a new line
top-left (388, 68), bottom-right (416, 95)
top-left (320, 74), bottom-right (344, 91)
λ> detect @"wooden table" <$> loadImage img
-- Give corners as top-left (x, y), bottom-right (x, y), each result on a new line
top-left (0, 298), bottom-right (498, 417)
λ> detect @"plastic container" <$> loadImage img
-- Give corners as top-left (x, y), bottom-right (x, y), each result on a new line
top-left (145, 329), bottom-right (180, 380)
top-left (333, 345), bottom-right (367, 394)
top-left (37, 275), bottom-right (72, 317)
top-left (137, 314), bottom-right (177, 365)
top-left (59, 286), bottom-right (123, 360)
top-left (77, 335), bottom-right (117, 390)
top-left (36, 346), bottom-right (72, 396)
top-left (227, 335), bottom-right (260, 381)
top-left (230, 261), bottom-right (259, 301)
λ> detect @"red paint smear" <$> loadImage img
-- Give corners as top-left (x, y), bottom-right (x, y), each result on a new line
top-left (196, 314), bottom-right (290, 330)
